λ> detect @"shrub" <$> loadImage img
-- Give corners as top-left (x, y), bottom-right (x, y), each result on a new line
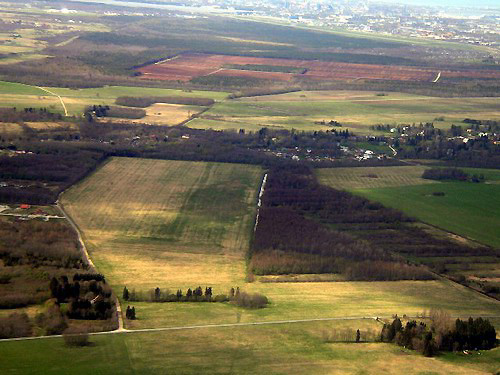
top-left (0, 274), bottom-right (11, 284)
top-left (422, 168), bottom-right (468, 181)
top-left (0, 313), bottom-right (32, 339)
top-left (233, 292), bottom-right (268, 309)
top-left (63, 327), bottom-right (90, 347)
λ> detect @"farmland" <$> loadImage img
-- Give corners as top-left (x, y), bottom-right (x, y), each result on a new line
top-left (317, 166), bottom-right (500, 300)
top-left (0, 80), bottom-right (228, 117)
top-left (317, 166), bottom-right (500, 248)
top-left (137, 52), bottom-right (500, 84)
top-left (60, 158), bottom-right (262, 293)
top-left (1, 323), bottom-right (499, 375)
top-left (190, 91), bottom-right (500, 133)
top-left (59, 159), bottom-right (500, 331)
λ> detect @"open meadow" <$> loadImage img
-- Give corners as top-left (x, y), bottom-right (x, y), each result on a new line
top-left (0, 80), bottom-right (228, 117)
top-left (1, 322), bottom-right (499, 375)
top-left (61, 157), bottom-right (262, 294)
top-left (192, 91), bottom-right (500, 134)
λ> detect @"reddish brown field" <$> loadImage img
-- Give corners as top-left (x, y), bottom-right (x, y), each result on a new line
top-left (137, 53), bottom-right (500, 83)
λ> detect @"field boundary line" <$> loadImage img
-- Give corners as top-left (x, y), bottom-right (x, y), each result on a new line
top-left (36, 86), bottom-right (69, 116)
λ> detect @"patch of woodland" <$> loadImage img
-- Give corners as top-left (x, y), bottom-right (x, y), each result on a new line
top-left (0, 218), bottom-right (116, 338)
top-left (115, 96), bottom-right (215, 108)
top-left (422, 167), bottom-right (485, 183)
top-left (0, 218), bottom-right (84, 313)
top-left (0, 142), bottom-right (106, 204)
top-left (381, 311), bottom-right (497, 357)
top-left (84, 105), bottom-right (146, 120)
top-left (251, 165), bottom-right (494, 280)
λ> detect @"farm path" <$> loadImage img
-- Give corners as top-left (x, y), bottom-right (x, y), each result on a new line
top-left (3, 314), bottom-right (500, 343)
top-left (36, 86), bottom-right (69, 116)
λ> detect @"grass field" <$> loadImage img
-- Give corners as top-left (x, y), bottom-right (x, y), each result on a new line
top-left (0, 80), bottom-right (228, 116)
top-left (61, 158), bottom-right (262, 294)
top-left (317, 166), bottom-right (500, 248)
top-left (1, 322), bottom-right (499, 375)
top-left (109, 103), bottom-right (206, 126)
top-left (191, 91), bottom-right (500, 134)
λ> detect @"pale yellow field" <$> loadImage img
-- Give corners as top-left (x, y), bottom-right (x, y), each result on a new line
top-left (132, 103), bottom-right (205, 125)
top-left (0, 122), bottom-right (23, 134)
top-left (316, 166), bottom-right (434, 190)
top-left (241, 90), bottom-right (426, 102)
top-left (24, 121), bottom-right (78, 130)
top-left (61, 157), bottom-right (263, 292)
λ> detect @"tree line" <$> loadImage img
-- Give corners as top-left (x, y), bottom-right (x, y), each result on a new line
top-left (115, 96), bottom-right (215, 108)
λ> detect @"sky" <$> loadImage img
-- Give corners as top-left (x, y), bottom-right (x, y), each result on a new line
top-left (375, 0), bottom-right (499, 8)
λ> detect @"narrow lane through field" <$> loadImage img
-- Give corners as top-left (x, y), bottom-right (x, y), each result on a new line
top-left (36, 86), bottom-right (69, 116)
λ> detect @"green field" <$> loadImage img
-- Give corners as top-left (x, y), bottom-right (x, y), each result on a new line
top-left (317, 166), bottom-right (500, 248)
top-left (191, 91), bottom-right (500, 134)
top-left (1, 322), bottom-right (499, 375)
top-left (0, 80), bottom-right (228, 116)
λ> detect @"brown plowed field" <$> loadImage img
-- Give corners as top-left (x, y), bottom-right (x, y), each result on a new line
top-left (137, 53), bottom-right (500, 83)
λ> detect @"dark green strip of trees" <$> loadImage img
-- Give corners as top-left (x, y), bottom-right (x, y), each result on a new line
top-left (115, 96), bottom-right (215, 108)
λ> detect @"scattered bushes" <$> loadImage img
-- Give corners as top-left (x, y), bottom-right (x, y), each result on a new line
top-left (0, 313), bottom-right (32, 339)
top-left (422, 168), bottom-right (469, 181)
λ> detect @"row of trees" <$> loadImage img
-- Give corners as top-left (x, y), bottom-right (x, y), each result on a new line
top-left (115, 96), bottom-right (214, 108)
top-left (121, 286), bottom-right (268, 309)
top-left (84, 105), bottom-right (146, 121)
top-left (122, 286), bottom-right (227, 303)
top-left (0, 107), bottom-right (63, 123)
top-left (422, 168), bottom-right (470, 181)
